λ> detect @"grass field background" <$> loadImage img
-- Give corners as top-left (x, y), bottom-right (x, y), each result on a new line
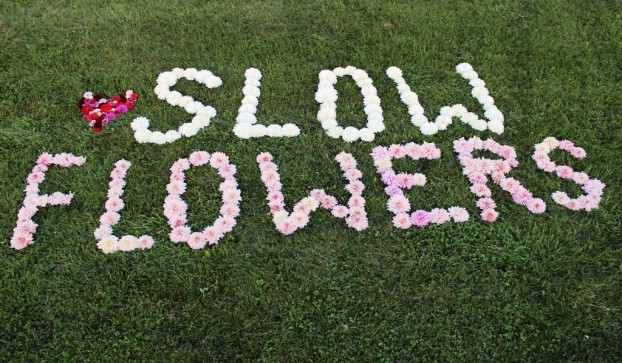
top-left (1, 0), bottom-right (621, 361)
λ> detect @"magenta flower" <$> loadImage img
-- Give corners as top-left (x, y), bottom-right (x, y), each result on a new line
top-left (411, 210), bottom-right (431, 227)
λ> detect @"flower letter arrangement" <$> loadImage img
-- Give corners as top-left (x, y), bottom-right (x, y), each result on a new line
top-left (10, 64), bottom-right (606, 252)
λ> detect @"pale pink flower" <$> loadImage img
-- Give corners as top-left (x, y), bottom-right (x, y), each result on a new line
top-left (170, 226), bottom-right (191, 243)
top-left (167, 215), bottom-right (187, 228)
top-left (527, 198), bottom-right (546, 214)
top-left (15, 220), bottom-right (37, 235)
top-left (556, 166), bottom-right (573, 179)
top-left (499, 178), bottom-right (519, 193)
top-left (484, 139), bottom-right (501, 153)
top-left (137, 235), bottom-right (155, 249)
top-left (449, 207), bottom-right (469, 223)
top-left (381, 171), bottom-right (396, 185)
top-left (36, 195), bottom-right (49, 207)
top-left (468, 172), bottom-right (487, 184)
top-left (105, 197), bottom-right (125, 212)
top-left (261, 171), bottom-right (279, 183)
top-left (72, 156), bottom-right (87, 166)
top-left (371, 146), bottom-right (390, 159)
top-left (453, 138), bottom-right (473, 154)
top-left (335, 152), bottom-right (357, 169)
top-left (166, 180), bottom-right (187, 195)
top-left (110, 168), bottom-right (127, 179)
top-left (55, 153), bottom-right (74, 167)
top-left (349, 207), bottom-right (366, 219)
top-left (491, 172), bottom-right (504, 183)
top-left (346, 215), bottom-right (368, 231)
top-left (220, 203), bottom-right (240, 217)
top-left (565, 200), bottom-right (581, 211)
top-left (512, 187), bottom-right (533, 205)
top-left (100, 211), bottom-right (121, 226)
top-left (583, 179), bottom-right (605, 194)
top-left (389, 144), bottom-right (407, 158)
top-left (476, 197), bottom-right (496, 210)
top-left (259, 162), bottom-right (277, 173)
top-left (570, 147), bottom-right (586, 158)
top-left (256, 152), bottom-right (272, 163)
top-left (537, 160), bottom-right (556, 173)
top-left (384, 185), bottom-right (401, 196)
top-left (36, 153), bottom-right (54, 166)
top-left (209, 152), bottom-right (229, 168)
top-left (498, 146), bottom-right (516, 159)
top-left (344, 169), bottom-right (363, 181)
top-left (267, 191), bottom-right (283, 202)
top-left (310, 189), bottom-right (326, 200)
top-left (187, 232), bottom-right (207, 249)
top-left (392, 213), bottom-right (412, 229)
top-left (411, 210), bottom-right (431, 227)
top-left (558, 140), bottom-right (574, 150)
top-left (189, 151), bottom-right (210, 166)
top-left (387, 195), bottom-right (410, 214)
top-left (346, 180), bottom-right (365, 195)
top-left (97, 236), bottom-right (119, 254)
top-left (290, 212), bottom-right (310, 228)
top-left (321, 196), bottom-right (338, 209)
top-left (32, 164), bottom-right (48, 173)
top-left (170, 172), bottom-right (185, 181)
top-left (582, 197), bottom-right (599, 211)
top-left (412, 173), bottom-right (426, 186)
top-left (478, 159), bottom-right (493, 173)
top-left (532, 152), bottom-right (548, 162)
top-left (215, 216), bottom-right (236, 233)
top-left (471, 184), bottom-right (491, 197)
top-left (218, 164), bottom-right (237, 178)
top-left (11, 232), bottom-right (33, 250)
top-left (405, 143), bottom-right (422, 159)
top-left (118, 235), bottom-right (138, 251)
top-left (171, 158), bottom-right (191, 173)
top-left (109, 178), bottom-right (126, 189)
top-left (348, 195), bottom-right (365, 208)
top-left (572, 172), bottom-right (589, 184)
top-left (552, 191), bottom-right (570, 205)
top-left (270, 201), bottom-right (284, 212)
top-left (24, 183), bottom-right (39, 195)
top-left (429, 208), bottom-right (451, 225)
top-left (107, 187), bottom-right (124, 198)
top-left (470, 137), bottom-right (484, 149)
top-left (276, 219), bottom-right (296, 235)
top-left (94, 225), bottom-right (113, 240)
top-left (223, 189), bottom-right (242, 204)
top-left (24, 194), bottom-right (38, 207)
top-left (114, 159), bottom-right (131, 171)
top-left (494, 160), bottom-right (512, 174)
top-left (163, 198), bottom-right (187, 217)
top-left (481, 209), bottom-right (498, 222)
top-left (27, 172), bottom-right (45, 184)
top-left (219, 179), bottom-right (239, 192)
top-left (396, 173), bottom-right (415, 189)
top-left (17, 206), bottom-right (38, 221)
top-left (331, 205), bottom-right (349, 218)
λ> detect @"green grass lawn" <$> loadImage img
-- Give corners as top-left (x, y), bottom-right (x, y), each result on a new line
top-left (1, 0), bottom-right (621, 361)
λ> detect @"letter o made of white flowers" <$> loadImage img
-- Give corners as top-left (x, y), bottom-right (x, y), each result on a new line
top-left (132, 68), bottom-right (222, 145)
top-left (315, 66), bottom-right (384, 142)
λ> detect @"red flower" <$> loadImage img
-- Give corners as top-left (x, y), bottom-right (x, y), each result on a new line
top-left (100, 104), bottom-right (112, 113)
top-left (87, 112), bottom-right (100, 121)
top-left (81, 106), bottom-right (92, 115)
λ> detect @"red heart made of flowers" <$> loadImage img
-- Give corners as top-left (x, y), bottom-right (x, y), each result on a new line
top-left (77, 90), bottom-right (138, 132)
